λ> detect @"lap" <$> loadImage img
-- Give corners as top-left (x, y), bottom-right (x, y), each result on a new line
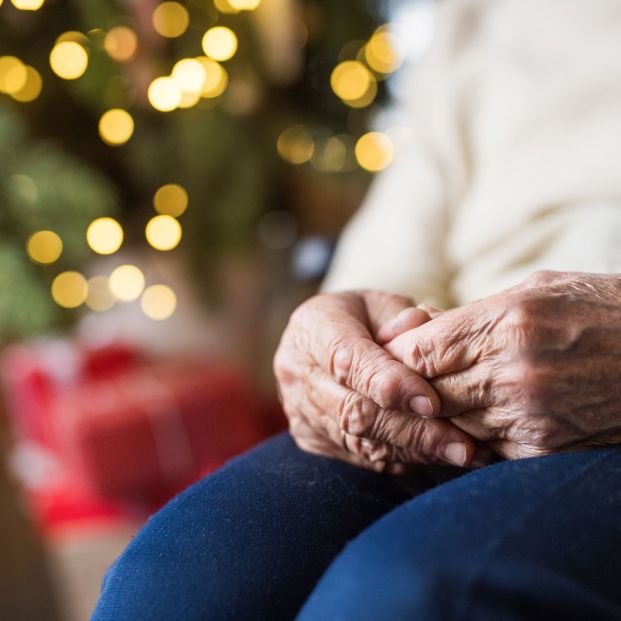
top-left (298, 447), bottom-right (621, 621)
top-left (91, 433), bottom-right (457, 621)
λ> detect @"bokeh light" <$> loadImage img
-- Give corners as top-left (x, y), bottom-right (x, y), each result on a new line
top-left (51, 271), bottom-right (88, 308)
top-left (310, 135), bottom-right (348, 172)
top-left (141, 284), bottom-right (177, 320)
top-left (104, 26), bottom-right (138, 62)
top-left (228, 0), bottom-right (261, 9)
top-left (86, 276), bottom-right (116, 312)
top-left (152, 2), bottom-right (189, 38)
top-left (153, 184), bottom-right (188, 217)
top-left (10, 0), bottom-right (44, 9)
top-left (277, 126), bottom-right (315, 164)
top-left (145, 215), bottom-right (182, 251)
top-left (56, 31), bottom-right (90, 46)
top-left (86, 217), bottom-right (124, 255)
top-left (26, 230), bottom-right (63, 264)
top-left (196, 57), bottom-right (228, 98)
top-left (365, 28), bottom-right (404, 75)
top-left (98, 109), bottom-right (134, 146)
top-left (213, 0), bottom-right (239, 13)
top-left (330, 60), bottom-right (376, 108)
top-left (10, 66), bottom-right (42, 102)
top-left (201, 27), bottom-right (238, 62)
top-left (109, 264), bottom-right (145, 302)
top-left (0, 56), bottom-right (27, 95)
top-left (171, 58), bottom-right (206, 93)
top-left (148, 76), bottom-right (182, 112)
top-left (354, 131), bottom-right (394, 172)
top-left (49, 41), bottom-right (88, 80)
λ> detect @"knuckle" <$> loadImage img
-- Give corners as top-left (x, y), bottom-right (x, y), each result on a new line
top-left (337, 392), bottom-right (377, 437)
top-left (327, 335), bottom-right (356, 385)
top-left (526, 269), bottom-right (559, 287)
top-left (365, 367), bottom-right (402, 408)
top-left (407, 419), bottom-right (437, 454)
top-left (503, 300), bottom-right (543, 354)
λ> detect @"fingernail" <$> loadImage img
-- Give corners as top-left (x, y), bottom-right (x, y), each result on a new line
top-left (443, 442), bottom-right (468, 466)
top-left (410, 395), bottom-right (433, 416)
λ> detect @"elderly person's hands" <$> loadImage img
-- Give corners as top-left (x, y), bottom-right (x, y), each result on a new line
top-left (274, 290), bottom-right (481, 472)
top-left (383, 271), bottom-right (621, 459)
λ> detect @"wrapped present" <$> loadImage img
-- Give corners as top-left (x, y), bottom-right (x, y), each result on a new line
top-left (1, 340), bottom-right (284, 531)
top-left (54, 362), bottom-right (274, 502)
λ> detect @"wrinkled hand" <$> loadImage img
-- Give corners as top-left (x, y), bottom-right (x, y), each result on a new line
top-left (384, 271), bottom-right (621, 459)
top-left (274, 290), bottom-right (481, 472)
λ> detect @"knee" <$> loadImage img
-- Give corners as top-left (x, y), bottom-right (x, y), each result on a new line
top-left (296, 524), bottom-right (469, 621)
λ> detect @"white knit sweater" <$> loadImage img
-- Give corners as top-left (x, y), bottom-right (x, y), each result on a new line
top-left (322, 0), bottom-right (621, 307)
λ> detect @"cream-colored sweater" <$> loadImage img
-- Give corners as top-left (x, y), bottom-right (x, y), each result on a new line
top-left (322, 0), bottom-right (621, 308)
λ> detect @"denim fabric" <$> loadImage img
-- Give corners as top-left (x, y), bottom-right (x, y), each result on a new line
top-left (92, 434), bottom-right (621, 620)
top-left (298, 446), bottom-right (621, 621)
top-left (91, 433), bottom-right (459, 621)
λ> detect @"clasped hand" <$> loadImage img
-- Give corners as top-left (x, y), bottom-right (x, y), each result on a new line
top-left (274, 271), bottom-right (621, 472)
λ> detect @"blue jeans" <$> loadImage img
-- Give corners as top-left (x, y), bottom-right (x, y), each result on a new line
top-left (92, 433), bottom-right (621, 620)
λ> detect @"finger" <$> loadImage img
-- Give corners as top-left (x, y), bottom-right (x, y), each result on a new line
top-left (307, 369), bottom-right (477, 466)
top-left (376, 307), bottom-right (432, 345)
top-left (384, 308), bottom-right (479, 378)
top-left (416, 303), bottom-right (444, 319)
top-left (320, 331), bottom-right (440, 417)
top-left (449, 407), bottom-right (511, 442)
top-left (300, 294), bottom-right (439, 416)
top-left (290, 422), bottom-right (391, 473)
top-left (342, 432), bottom-right (442, 466)
top-left (430, 363), bottom-right (494, 416)
top-left (487, 440), bottom-right (546, 460)
top-left (360, 290), bottom-right (416, 339)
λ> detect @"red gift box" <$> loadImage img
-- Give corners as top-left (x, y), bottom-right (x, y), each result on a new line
top-left (54, 362), bottom-right (272, 502)
top-left (1, 340), bottom-right (285, 532)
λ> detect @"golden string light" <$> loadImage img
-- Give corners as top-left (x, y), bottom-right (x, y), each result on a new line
top-left (201, 27), bottom-right (238, 62)
top-left (10, 0), bottom-right (45, 9)
top-left (228, 0), bottom-right (262, 10)
top-left (98, 109), bottom-right (134, 146)
top-left (109, 264), bottom-right (145, 302)
top-left (153, 183), bottom-right (188, 216)
top-left (0, 56), bottom-right (27, 95)
top-left (49, 41), bottom-right (88, 80)
top-left (26, 230), bottom-right (63, 264)
top-left (86, 217), bottom-right (124, 255)
top-left (330, 60), bottom-right (377, 108)
top-left (171, 58), bottom-right (206, 93)
top-left (196, 57), bottom-right (228, 98)
top-left (10, 66), bottom-right (42, 102)
top-left (86, 276), bottom-right (116, 312)
top-left (141, 284), bottom-right (177, 320)
top-left (56, 31), bottom-right (89, 46)
top-left (364, 27), bottom-right (404, 75)
top-left (152, 2), bottom-right (189, 38)
top-left (276, 126), bottom-right (315, 164)
top-left (213, 0), bottom-right (238, 13)
top-left (104, 26), bottom-right (138, 62)
top-left (148, 76), bottom-right (182, 111)
top-left (51, 271), bottom-right (88, 308)
top-left (355, 131), bottom-right (394, 172)
top-left (145, 214), bottom-right (182, 251)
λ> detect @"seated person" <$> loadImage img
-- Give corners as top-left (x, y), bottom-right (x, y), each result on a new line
top-left (92, 0), bottom-right (621, 618)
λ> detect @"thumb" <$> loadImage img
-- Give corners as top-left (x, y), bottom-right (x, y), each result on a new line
top-left (384, 308), bottom-right (479, 379)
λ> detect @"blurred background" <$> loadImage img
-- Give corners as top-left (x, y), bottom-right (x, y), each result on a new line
top-left (0, 0), bottom-right (433, 618)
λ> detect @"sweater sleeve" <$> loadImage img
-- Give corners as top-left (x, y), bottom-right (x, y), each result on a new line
top-left (320, 2), bottom-right (467, 309)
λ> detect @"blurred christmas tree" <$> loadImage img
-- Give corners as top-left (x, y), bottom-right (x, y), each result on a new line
top-left (0, 0), bottom-right (403, 340)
